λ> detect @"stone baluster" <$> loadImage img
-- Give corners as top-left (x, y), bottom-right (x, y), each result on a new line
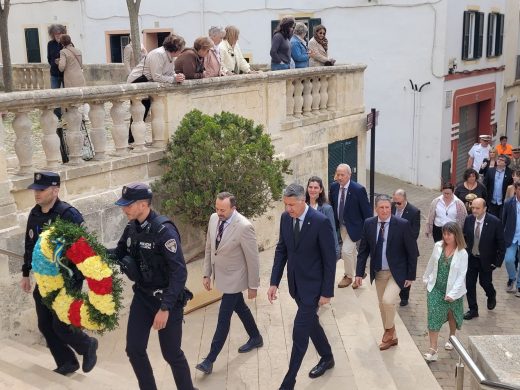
top-left (151, 94), bottom-right (167, 147)
top-left (293, 79), bottom-right (304, 118)
top-left (40, 108), bottom-right (61, 168)
top-left (302, 78), bottom-right (312, 115)
top-left (63, 106), bottom-right (83, 165)
top-left (89, 102), bottom-right (107, 160)
top-left (12, 110), bottom-right (33, 175)
top-left (286, 79), bottom-right (295, 117)
top-left (130, 97), bottom-right (147, 152)
top-left (327, 74), bottom-right (337, 111)
top-left (28, 69), bottom-right (35, 90)
top-left (319, 76), bottom-right (329, 111)
top-left (311, 77), bottom-right (321, 113)
top-left (12, 69), bottom-right (21, 91)
top-left (21, 68), bottom-right (29, 90)
top-left (109, 100), bottom-right (129, 156)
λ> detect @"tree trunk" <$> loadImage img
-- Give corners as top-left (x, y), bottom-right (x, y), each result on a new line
top-left (126, 0), bottom-right (141, 65)
top-left (0, 0), bottom-right (13, 92)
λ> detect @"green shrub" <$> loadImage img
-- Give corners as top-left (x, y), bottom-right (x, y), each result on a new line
top-left (154, 110), bottom-right (291, 227)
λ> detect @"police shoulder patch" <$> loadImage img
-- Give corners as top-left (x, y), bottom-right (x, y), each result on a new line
top-left (165, 238), bottom-right (177, 253)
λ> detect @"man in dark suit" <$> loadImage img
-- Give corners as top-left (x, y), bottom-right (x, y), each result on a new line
top-left (391, 189), bottom-right (421, 307)
top-left (462, 198), bottom-right (505, 320)
top-left (501, 182), bottom-right (520, 295)
top-left (355, 194), bottom-right (417, 351)
top-left (268, 183), bottom-right (337, 390)
top-left (483, 154), bottom-right (513, 218)
top-left (329, 163), bottom-right (372, 289)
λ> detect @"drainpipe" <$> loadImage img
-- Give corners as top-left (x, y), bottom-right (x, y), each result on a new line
top-left (409, 79), bottom-right (430, 185)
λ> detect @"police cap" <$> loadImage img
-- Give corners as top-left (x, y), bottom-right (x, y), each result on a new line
top-left (27, 171), bottom-right (60, 190)
top-left (115, 182), bottom-right (153, 206)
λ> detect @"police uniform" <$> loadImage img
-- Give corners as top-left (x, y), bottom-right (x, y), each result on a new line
top-left (24, 172), bottom-right (97, 374)
top-left (113, 184), bottom-right (195, 390)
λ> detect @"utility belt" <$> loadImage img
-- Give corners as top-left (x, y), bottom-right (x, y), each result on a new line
top-left (135, 284), bottom-right (194, 308)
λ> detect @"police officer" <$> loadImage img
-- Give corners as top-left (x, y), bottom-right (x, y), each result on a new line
top-left (20, 171), bottom-right (98, 375)
top-left (112, 182), bottom-right (197, 390)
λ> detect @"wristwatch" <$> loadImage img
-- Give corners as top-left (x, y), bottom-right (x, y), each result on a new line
top-left (160, 304), bottom-right (169, 311)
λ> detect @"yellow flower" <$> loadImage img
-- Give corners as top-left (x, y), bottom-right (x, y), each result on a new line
top-left (77, 256), bottom-right (113, 280)
top-left (34, 274), bottom-right (64, 297)
top-left (80, 303), bottom-right (104, 331)
top-left (52, 289), bottom-right (74, 325)
top-left (88, 291), bottom-right (115, 315)
top-left (39, 229), bottom-right (54, 260)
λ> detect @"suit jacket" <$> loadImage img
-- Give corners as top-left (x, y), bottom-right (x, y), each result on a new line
top-left (202, 211), bottom-right (260, 294)
top-left (356, 216), bottom-right (418, 288)
top-left (329, 180), bottom-right (372, 242)
top-left (483, 167), bottom-right (513, 205)
top-left (391, 202), bottom-right (421, 240)
top-left (270, 207), bottom-right (336, 305)
top-left (502, 196), bottom-right (519, 247)
top-left (463, 213), bottom-right (505, 271)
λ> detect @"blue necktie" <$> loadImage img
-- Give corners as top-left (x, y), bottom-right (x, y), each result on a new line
top-left (374, 221), bottom-right (385, 272)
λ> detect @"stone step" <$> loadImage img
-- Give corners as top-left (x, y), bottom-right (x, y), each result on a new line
top-left (0, 338), bottom-right (135, 389)
top-left (0, 358), bottom-right (78, 389)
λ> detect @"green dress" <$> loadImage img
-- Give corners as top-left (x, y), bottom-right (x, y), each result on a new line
top-left (427, 251), bottom-right (464, 331)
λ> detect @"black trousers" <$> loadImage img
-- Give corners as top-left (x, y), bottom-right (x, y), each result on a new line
top-left (126, 289), bottom-right (194, 390)
top-left (466, 254), bottom-right (496, 313)
top-left (488, 203), bottom-right (503, 219)
top-left (129, 75), bottom-right (152, 144)
top-left (33, 286), bottom-right (92, 368)
top-left (281, 298), bottom-right (332, 389)
top-left (432, 225), bottom-right (443, 242)
top-left (206, 292), bottom-right (260, 362)
top-left (399, 285), bottom-right (410, 301)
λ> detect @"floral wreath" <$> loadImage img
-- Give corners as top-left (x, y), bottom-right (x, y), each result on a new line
top-left (32, 219), bottom-right (122, 332)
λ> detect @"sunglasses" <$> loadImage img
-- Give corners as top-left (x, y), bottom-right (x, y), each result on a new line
top-left (392, 201), bottom-right (402, 206)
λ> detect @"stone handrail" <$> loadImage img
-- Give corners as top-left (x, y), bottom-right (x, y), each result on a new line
top-left (0, 64), bottom-right (366, 176)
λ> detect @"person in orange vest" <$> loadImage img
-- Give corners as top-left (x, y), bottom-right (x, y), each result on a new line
top-left (496, 136), bottom-right (513, 157)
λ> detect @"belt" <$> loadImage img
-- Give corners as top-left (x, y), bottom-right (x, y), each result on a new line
top-left (135, 284), bottom-right (164, 298)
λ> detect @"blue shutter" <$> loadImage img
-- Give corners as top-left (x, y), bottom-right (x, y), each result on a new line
top-left (462, 11), bottom-right (470, 60)
top-left (475, 12), bottom-right (484, 59)
top-left (496, 13), bottom-right (504, 56)
top-left (486, 13), bottom-right (493, 57)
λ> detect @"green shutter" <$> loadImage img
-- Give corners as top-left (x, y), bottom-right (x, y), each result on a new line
top-left (24, 28), bottom-right (41, 63)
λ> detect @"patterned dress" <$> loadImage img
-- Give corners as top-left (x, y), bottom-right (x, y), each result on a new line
top-left (427, 251), bottom-right (464, 331)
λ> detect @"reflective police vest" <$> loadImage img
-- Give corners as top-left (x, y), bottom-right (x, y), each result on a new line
top-left (126, 215), bottom-right (179, 289)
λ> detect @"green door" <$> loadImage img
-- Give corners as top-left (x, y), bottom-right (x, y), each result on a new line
top-left (24, 28), bottom-right (41, 63)
top-left (328, 137), bottom-right (358, 185)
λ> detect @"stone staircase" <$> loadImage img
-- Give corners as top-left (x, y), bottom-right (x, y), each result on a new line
top-left (0, 338), bottom-right (136, 389)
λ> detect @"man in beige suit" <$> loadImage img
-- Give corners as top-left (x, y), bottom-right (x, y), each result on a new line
top-left (195, 192), bottom-right (263, 375)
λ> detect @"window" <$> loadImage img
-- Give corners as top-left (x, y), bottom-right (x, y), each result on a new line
top-left (486, 12), bottom-right (504, 57)
top-left (462, 11), bottom-right (484, 60)
top-left (109, 34), bottom-right (130, 63)
top-left (24, 28), bottom-right (41, 63)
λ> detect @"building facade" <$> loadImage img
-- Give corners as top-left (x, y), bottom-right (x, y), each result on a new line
top-left (2, 0), bottom-right (516, 188)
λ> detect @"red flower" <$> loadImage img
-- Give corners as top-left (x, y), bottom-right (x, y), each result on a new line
top-left (66, 237), bottom-right (96, 264)
top-left (87, 277), bottom-right (113, 295)
top-left (69, 299), bottom-right (83, 328)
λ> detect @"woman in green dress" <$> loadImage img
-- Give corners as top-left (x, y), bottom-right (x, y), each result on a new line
top-left (422, 221), bottom-right (468, 362)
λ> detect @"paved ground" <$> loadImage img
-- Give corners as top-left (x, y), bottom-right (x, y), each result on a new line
top-left (372, 172), bottom-right (520, 390)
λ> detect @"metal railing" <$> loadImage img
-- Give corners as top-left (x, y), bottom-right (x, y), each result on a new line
top-left (0, 248), bottom-right (23, 260)
top-left (449, 335), bottom-right (520, 390)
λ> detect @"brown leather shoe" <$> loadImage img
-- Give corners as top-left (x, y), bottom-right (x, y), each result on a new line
top-left (338, 276), bottom-right (352, 288)
top-left (352, 281), bottom-right (359, 289)
top-left (379, 338), bottom-right (398, 351)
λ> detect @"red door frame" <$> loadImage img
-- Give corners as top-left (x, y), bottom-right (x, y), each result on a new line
top-left (450, 82), bottom-right (496, 184)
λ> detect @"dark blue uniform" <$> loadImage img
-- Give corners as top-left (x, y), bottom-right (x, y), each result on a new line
top-left (114, 210), bottom-right (195, 390)
top-left (24, 199), bottom-right (94, 370)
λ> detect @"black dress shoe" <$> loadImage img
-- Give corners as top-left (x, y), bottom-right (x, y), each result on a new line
top-left (53, 361), bottom-right (80, 375)
top-left (195, 359), bottom-right (213, 374)
top-left (400, 299), bottom-right (409, 307)
top-left (487, 296), bottom-right (497, 310)
top-left (82, 337), bottom-right (98, 373)
top-left (309, 357), bottom-right (335, 378)
top-left (463, 310), bottom-right (479, 320)
top-left (238, 335), bottom-right (263, 353)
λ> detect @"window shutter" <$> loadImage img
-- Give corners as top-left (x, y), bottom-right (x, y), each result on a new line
top-left (475, 12), bottom-right (484, 59)
top-left (462, 11), bottom-right (470, 60)
top-left (24, 28), bottom-right (41, 63)
top-left (271, 20), bottom-right (279, 39)
top-left (308, 18), bottom-right (322, 39)
top-left (486, 13), bottom-right (493, 57)
top-left (496, 13), bottom-right (504, 56)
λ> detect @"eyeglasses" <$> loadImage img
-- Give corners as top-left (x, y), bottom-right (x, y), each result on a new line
top-left (392, 201), bottom-right (402, 206)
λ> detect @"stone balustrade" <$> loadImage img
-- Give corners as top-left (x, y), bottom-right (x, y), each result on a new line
top-left (11, 64), bottom-right (50, 90)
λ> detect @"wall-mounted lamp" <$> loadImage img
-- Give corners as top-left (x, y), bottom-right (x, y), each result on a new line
top-left (448, 58), bottom-right (458, 74)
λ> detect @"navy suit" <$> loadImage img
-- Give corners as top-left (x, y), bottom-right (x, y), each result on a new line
top-left (501, 196), bottom-right (520, 288)
top-left (356, 216), bottom-right (418, 288)
top-left (329, 181), bottom-right (372, 242)
top-left (463, 213), bottom-right (504, 313)
top-left (270, 207), bottom-right (336, 388)
top-left (391, 202), bottom-right (421, 302)
top-left (483, 167), bottom-right (513, 218)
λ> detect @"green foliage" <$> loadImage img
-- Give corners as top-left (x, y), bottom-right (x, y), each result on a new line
top-left (154, 110), bottom-right (291, 227)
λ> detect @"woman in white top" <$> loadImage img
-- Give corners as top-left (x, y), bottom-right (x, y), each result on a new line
top-left (422, 222), bottom-right (468, 362)
top-left (219, 25), bottom-right (253, 75)
top-left (425, 182), bottom-right (467, 242)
